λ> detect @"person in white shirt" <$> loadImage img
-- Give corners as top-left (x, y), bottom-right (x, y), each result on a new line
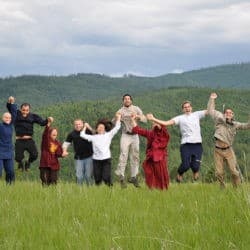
top-left (80, 113), bottom-right (121, 186)
top-left (147, 101), bottom-right (208, 183)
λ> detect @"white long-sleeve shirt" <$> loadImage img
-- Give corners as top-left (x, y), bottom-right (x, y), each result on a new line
top-left (80, 121), bottom-right (121, 160)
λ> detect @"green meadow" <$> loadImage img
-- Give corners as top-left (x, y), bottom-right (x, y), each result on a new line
top-left (0, 71), bottom-right (249, 249)
top-left (0, 181), bottom-right (249, 250)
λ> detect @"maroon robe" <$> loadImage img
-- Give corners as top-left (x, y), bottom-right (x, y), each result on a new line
top-left (132, 125), bottom-right (170, 190)
top-left (39, 126), bottom-right (63, 170)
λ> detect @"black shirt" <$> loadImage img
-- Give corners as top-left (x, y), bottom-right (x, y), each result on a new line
top-left (65, 129), bottom-right (93, 160)
top-left (7, 104), bottom-right (48, 136)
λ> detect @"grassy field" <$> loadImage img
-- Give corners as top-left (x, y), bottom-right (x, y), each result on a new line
top-left (0, 181), bottom-right (249, 250)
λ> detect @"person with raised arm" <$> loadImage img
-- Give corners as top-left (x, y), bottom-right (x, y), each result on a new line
top-left (7, 99), bottom-right (51, 171)
top-left (207, 92), bottom-right (250, 188)
top-left (39, 117), bottom-right (65, 185)
top-left (114, 94), bottom-right (147, 188)
top-left (0, 96), bottom-right (17, 184)
top-left (80, 113), bottom-right (121, 186)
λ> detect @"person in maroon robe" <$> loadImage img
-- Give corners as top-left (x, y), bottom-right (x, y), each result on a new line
top-left (39, 117), bottom-right (66, 185)
top-left (131, 114), bottom-right (170, 190)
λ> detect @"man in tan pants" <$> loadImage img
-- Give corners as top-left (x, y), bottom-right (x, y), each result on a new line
top-left (208, 92), bottom-right (250, 188)
top-left (115, 94), bottom-right (147, 188)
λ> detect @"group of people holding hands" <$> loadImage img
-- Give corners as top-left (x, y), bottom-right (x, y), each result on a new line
top-left (0, 93), bottom-right (249, 190)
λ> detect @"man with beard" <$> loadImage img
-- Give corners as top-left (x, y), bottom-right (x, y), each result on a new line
top-left (114, 94), bottom-right (147, 188)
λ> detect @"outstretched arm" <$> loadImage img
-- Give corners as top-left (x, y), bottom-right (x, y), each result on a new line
top-left (146, 113), bottom-right (175, 126)
top-left (131, 114), bottom-right (151, 138)
top-left (235, 115), bottom-right (250, 130)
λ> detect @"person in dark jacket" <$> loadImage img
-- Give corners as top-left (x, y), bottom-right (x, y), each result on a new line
top-left (0, 96), bottom-right (17, 184)
top-left (62, 119), bottom-right (94, 185)
top-left (39, 118), bottom-right (64, 185)
top-left (7, 99), bottom-right (51, 171)
top-left (131, 114), bottom-right (170, 190)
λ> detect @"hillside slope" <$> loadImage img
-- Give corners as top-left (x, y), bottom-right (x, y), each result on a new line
top-left (0, 63), bottom-right (249, 110)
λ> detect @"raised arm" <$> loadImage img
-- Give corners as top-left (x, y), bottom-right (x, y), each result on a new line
top-left (109, 112), bottom-right (121, 137)
top-left (41, 117), bottom-right (53, 149)
top-left (207, 92), bottom-right (224, 120)
top-left (207, 92), bottom-right (217, 115)
top-left (146, 113), bottom-right (175, 126)
top-left (80, 123), bottom-right (94, 142)
top-left (6, 96), bottom-right (17, 124)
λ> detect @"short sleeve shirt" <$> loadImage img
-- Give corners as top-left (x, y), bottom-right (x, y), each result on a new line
top-left (173, 111), bottom-right (206, 144)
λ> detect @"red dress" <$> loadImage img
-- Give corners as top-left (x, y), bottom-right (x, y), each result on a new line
top-left (39, 126), bottom-right (63, 170)
top-left (132, 125), bottom-right (170, 190)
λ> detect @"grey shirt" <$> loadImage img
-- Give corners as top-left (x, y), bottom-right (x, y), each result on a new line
top-left (207, 98), bottom-right (250, 146)
top-left (117, 105), bottom-right (147, 133)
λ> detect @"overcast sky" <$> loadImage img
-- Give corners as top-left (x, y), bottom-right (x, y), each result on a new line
top-left (0, 0), bottom-right (250, 77)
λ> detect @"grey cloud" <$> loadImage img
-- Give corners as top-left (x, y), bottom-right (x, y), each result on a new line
top-left (0, 0), bottom-right (250, 76)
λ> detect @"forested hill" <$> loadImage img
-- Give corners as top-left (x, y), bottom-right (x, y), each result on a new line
top-left (0, 63), bottom-right (250, 109)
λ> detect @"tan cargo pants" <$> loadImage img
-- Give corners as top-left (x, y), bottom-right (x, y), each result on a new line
top-left (214, 147), bottom-right (241, 187)
top-left (115, 133), bottom-right (140, 178)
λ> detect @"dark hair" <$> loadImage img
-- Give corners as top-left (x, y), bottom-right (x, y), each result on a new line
top-left (96, 118), bottom-right (114, 132)
top-left (21, 103), bottom-right (31, 109)
top-left (223, 107), bottom-right (233, 114)
top-left (181, 101), bottom-right (192, 109)
top-left (122, 94), bottom-right (133, 101)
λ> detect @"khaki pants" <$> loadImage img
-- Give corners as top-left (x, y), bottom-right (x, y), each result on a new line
top-left (115, 133), bottom-right (140, 178)
top-left (214, 147), bottom-right (241, 187)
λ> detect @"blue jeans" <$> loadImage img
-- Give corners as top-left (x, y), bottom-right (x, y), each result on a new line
top-left (75, 157), bottom-right (93, 185)
top-left (0, 159), bottom-right (15, 184)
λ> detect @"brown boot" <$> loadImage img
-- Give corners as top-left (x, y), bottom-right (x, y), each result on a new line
top-left (232, 174), bottom-right (241, 188)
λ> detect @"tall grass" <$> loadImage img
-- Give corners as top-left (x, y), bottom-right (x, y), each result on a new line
top-left (0, 181), bottom-right (249, 250)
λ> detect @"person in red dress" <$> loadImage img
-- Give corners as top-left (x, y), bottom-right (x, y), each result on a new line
top-left (131, 114), bottom-right (170, 190)
top-left (39, 117), bottom-right (66, 185)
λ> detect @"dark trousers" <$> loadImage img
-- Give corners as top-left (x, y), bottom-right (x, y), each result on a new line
top-left (178, 143), bottom-right (203, 175)
top-left (0, 159), bottom-right (15, 184)
top-left (40, 167), bottom-right (58, 185)
top-left (93, 158), bottom-right (112, 186)
top-left (15, 139), bottom-right (38, 163)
